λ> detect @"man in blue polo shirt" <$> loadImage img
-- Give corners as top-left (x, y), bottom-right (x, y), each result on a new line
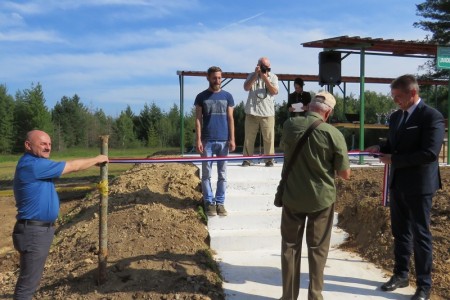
top-left (195, 66), bottom-right (235, 217)
top-left (13, 130), bottom-right (108, 299)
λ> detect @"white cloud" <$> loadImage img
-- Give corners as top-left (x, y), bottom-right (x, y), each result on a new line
top-left (0, 29), bottom-right (64, 42)
top-left (219, 12), bottom-right (265, 30)
top-left (1, 1), bottom-right (44, 15)
top-left (1, 20), bottom-right (431, 115)
top-left (1, 0), bottom-right (200, 15)
top-left (0, 12), bottom-right (24, 27)
top-left (0, 0), bottom-right (434, 116)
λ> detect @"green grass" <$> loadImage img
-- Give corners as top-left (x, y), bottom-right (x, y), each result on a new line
top-left (0, 147), bottom-right (181, 181)
top-left (197, 205), bottom-right (207, 223)
top-left (0, 161), bottom-right (19, 181)
top-left (0, 154), bottom-right (21, 163)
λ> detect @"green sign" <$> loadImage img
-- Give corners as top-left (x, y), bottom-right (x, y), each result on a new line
top-left (437, 46), bottom-right (450, 70)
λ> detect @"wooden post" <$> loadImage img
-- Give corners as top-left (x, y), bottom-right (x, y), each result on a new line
top-left (98, 135), bottom-right (109, 284)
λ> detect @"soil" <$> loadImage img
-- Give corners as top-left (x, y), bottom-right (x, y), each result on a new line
top-left (335, 168), bottom-right (450, 300)
top-left (1, 164), bottom-right (449, 300)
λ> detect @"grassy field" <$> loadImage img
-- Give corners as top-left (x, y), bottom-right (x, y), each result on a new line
top-left (0, 147), bottom-right (180, 195)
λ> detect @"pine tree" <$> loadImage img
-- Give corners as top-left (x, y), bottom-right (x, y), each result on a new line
top-left (414, 0), bottom-right (450, 78)
top-left (0, 85), bottom-right (15, 153)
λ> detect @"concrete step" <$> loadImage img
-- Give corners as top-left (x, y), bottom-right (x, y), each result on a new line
top-left (210, 229), bottom-right (347, 252)
top-left (221, 194), bottom-right (279, 212)
top-left (210, 229), bottom-right (280, 252)
top-left (209, 213), bottom-right (347, 252)
top-left (225, 183), bottom-right (279, 196)
top-left (208, 211), bottom-right (281, 231)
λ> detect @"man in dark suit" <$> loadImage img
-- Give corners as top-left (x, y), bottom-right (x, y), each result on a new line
top-left (366, 74), bottom-right (445, 300)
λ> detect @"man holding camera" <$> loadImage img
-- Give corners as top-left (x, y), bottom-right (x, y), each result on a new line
top-left (242, 57), bottom-right (279, 167)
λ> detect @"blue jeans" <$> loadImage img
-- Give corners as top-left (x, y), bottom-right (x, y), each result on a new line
top-left (201, 140), bottom-right (229, 205)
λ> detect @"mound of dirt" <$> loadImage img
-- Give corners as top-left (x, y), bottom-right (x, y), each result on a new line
top-left (0, 164), bottom-right (449, 299)
top-left (0, 163), bottom-right (224, 300)
top-left (336, 167), bottom-right (450, 300)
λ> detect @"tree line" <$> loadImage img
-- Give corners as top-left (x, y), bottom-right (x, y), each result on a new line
top-left (0, 83), bottom-right (193, 154)
top-left (1, 82), bottom-right (448, 155)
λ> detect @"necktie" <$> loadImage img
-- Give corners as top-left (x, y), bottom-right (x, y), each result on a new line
top-left (399, 111), bottom-right (409, 129)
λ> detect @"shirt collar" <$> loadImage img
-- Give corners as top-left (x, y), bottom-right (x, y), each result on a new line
top-left (405, 98), bottom-right (421, 115)
top-left (306, 111), bottom-right (324, 121)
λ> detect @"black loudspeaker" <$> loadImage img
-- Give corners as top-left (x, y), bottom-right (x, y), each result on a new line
top-left (319, 51), bottom-right (341, 86)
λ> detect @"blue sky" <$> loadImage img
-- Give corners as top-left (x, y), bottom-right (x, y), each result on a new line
top-left (0, 0), bottom-right (430, 116)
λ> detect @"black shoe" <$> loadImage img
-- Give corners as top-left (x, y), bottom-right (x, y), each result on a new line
top-left (241, 160), bottom-right (251, 167)
top-left (380, 275), bottom-right (409, 291)
top-left (265, 161), bottom-right (274, 167)
top-left (411, 288), bottom-right (430, 300)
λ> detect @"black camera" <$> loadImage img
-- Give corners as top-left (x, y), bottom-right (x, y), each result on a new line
top-left (260, 65), bottom-right (271, 74)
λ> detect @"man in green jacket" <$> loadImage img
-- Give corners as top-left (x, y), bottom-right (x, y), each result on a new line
top-left (279, 91), bottom-right (351, 300)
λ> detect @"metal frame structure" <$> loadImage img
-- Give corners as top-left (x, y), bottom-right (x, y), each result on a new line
top-left (177, 36), bottom-right (448, 158)
top-left (302, 35), bottom-right (449, 163)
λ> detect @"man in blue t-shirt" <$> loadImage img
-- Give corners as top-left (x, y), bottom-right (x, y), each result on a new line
top-left (12, 130), bottom-right (108, 299)
top-left (194, 66), bottom-right (235, 217)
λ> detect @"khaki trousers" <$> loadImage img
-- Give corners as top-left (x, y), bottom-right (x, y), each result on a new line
top-left (280, 204), bottom-right (334, 300)
top-left (243, 114), bottom-right (275, 162)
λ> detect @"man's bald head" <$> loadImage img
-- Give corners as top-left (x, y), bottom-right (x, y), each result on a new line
top-left (25, 130), bottom-right (52, 158)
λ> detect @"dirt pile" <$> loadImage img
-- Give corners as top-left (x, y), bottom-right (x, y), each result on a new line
top-left (336, 167), bottom-right (450, 300)
top-left (0, 163), bottom-right (224, 300)
top-left (0, 164), bottom-right (449, 299)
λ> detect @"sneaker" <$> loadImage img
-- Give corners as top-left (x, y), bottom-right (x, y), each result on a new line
top-left (241, 160), bottom-right (251, 167)
top-left (216, 204), bottom-right (228, 216)
top-left (205, 203), bottom-right (217, 216)
top-left (265, 161), bottom-right (274, 167)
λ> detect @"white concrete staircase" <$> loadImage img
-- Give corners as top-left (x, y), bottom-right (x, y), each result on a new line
top-left (204, 161), bottom-right (416, 299)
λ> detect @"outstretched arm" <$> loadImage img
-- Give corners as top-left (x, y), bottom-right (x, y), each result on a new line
top-left (62, 155), bottom-right (108, 175)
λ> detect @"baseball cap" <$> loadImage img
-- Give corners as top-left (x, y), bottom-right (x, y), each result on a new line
top-left (312, 91), bottom-right (336, 109)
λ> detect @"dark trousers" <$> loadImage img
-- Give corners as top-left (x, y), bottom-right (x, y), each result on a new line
top-left (390, 189), bottom-right (433, 291)
top-left (12, 222), bottom-right (55, 300)
top-left (280, 204), bottom-right (334, 300)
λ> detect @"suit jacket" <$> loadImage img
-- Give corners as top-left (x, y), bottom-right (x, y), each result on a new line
top-left (380, 101), bottom-right (445, 195)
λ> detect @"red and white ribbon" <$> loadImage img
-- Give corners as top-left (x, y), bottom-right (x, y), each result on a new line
top-left (108, 154), bottom-right (284, 164)
top-left (382, 164), bottom-right (391, 207)
top-left (108, 151), bottom-right (380, 164)
top-left (108, 151), bottom-right (389, 206)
